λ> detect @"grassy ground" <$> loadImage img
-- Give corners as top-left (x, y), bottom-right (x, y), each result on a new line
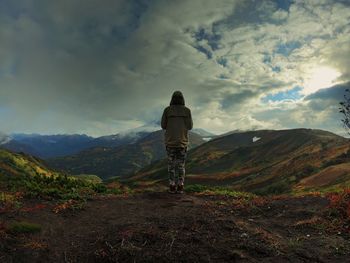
top-left (1, 182), bottom-right (350, 262)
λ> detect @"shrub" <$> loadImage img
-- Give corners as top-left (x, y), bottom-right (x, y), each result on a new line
top-left (295, 165), bottom-right (319, 180)
top-left (184, 184), bottom-right (209, 193)
top-left (204, 187), bottom-right (251, 198)
top-left (254, 180), bottom-right (290, 196)
top-left (0, 173), bottom-right (108, 201)
top-left (92, 183), bottom-right (107, 193)
top-left (322, 150), bottom-right (350, 169)
top-left (185, 184), bottom-right (256, 199)
top-left (326, 189), bottom-right (350, 221)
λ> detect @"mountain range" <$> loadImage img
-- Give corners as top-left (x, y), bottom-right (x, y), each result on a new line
top-left (0, 129), bottom-right (185, 158)
top-left (129, 128), bottom-right (350, 194)
top-left (46, 130), bottom-right (205, 180)
top-left (0, 127), bottom-right (215, 159)
top-left (2, 127), bottom-right (350, 195)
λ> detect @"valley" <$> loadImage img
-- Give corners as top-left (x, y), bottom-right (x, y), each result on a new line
top-left (1, 128), bottom-right (350, 262)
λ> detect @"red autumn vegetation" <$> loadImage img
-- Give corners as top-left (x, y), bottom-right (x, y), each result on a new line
top-left (326, 188), bottom-right (350, 231)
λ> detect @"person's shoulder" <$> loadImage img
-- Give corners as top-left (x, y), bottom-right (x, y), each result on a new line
top-left (184, 106), bottom-right (191, 113)
top-left (164, 106), bottom-right (170, 112)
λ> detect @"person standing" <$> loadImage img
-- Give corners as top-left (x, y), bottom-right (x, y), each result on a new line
top-left (161, 91), bottom-right (193, 194)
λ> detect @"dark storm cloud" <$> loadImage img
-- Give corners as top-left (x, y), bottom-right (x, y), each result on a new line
top-left (0, 0), bottom-right (349, 136)
top-left (220, 89), bottom-right (256, 110)
top-left (304, 82), bottom-right (350, 111)
top-left (305, 82), bottom-right (350, 101)
top-left (0, 1), bottom-right (155, 127)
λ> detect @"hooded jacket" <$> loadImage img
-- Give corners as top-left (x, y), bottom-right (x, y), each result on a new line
top-left (161, 91), bottom-right (193, 148)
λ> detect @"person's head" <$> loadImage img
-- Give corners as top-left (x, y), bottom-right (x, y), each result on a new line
top-left (170, 91), bottom-right (185, 106)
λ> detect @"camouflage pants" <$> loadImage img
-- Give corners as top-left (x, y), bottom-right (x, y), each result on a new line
top-left (166, 146), bottom-right (187, 186)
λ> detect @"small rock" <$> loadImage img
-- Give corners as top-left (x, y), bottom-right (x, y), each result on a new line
top-left (240, 233), bottom-right (248, 238)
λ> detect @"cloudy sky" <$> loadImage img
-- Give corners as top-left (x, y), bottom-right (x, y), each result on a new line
top-left (0, 0), bottom-right (349, 137)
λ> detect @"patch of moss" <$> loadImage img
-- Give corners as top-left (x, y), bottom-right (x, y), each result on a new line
top-left (185, 184), bottom-right (256, 199)
top-left (184, 184), bottom-right (209, 193)
top-left (8, 221), bottom-right (41, 234)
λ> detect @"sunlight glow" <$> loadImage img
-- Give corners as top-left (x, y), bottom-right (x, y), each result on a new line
top-left (303, 66), bottom-right (340, 95)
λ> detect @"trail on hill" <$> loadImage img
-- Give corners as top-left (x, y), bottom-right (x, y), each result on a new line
top-left (1, 191), bottom-right (350, 263)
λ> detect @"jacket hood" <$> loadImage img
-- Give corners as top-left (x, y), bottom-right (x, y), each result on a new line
top-left (170, 91), bottom-right (185, 105)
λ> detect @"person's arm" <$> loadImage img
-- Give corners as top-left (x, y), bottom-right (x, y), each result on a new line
top-left (185, 109), bottom-right (193, 130)
top-left (161, 108), bottom-right (168, 129)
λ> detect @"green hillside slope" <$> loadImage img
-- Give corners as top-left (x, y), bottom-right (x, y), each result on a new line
top-left (0, 149), bottom-right (109, 200)
top-left (0, 149), bottom-right (58, 178)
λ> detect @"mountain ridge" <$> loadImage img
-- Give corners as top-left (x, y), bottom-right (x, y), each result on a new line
top-left (0, 128), bottom-right (214, 158)
top-left (46, 130), bottom-right (205, 180)
top-left (129, 128), bottom-right (350, 194)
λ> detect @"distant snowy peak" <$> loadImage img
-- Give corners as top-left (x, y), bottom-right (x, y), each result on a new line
top-left (192, 128), bottom-right (216, 137)
top-left (119, 124), bottom-right (159, 136)
top-left (117, 125), bottom-right (215, 139)
top-left (0, 132), bottom-right (11, 145)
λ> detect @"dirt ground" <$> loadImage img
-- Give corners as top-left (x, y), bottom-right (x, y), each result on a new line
top-left (1, 191), bottom-right (350, 263)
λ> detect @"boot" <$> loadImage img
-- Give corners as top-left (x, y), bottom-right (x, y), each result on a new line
top-left (176, 183), bottom-right (184, 194)
top-left (168, 183), bottom-right (176, 194)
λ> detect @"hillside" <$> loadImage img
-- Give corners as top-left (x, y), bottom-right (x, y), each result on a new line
top-left (46, 130), bottom-right (205, 180)
top-left (0, 149), bottom-right (59, 178)
top-left (129, 128), bottom-right (350, 194)
top-left (0, 148), bottom-right (113, 202)
top-left (1, 146), bottom-right (350, 262)
top-left (0, 139), bottom-right (40, 158)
